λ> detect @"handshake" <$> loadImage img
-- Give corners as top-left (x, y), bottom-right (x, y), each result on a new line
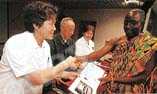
top-left (54, 56), bottom-right (83, 80)
top-left (64, 56), bottom-right (83, 69)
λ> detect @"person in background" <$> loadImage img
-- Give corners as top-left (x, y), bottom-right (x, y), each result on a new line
top-left (75, 24), bottom-right (95, 57)
top-left (75, 24), bottom-right (96, 68)
top-left (49, 17), bottom-right (76, 66)
top-left (0, 1), bottom-right (80, 94)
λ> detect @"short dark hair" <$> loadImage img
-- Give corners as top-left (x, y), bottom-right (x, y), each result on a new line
top-left (23, 1), bottom-right (57, 32)
top-left (124, 9), bottom-right (145, 32)
top-left (82, 24), bottom-right (95, 34)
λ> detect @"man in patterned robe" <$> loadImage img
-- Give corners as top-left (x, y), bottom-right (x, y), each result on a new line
top-left (99, 8), bottom-right (157, 93)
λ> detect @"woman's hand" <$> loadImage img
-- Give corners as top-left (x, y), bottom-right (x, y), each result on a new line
top-left (61, 71), bottom-right (79, 80)
top-left (65, 56), bottom-right (82, 68)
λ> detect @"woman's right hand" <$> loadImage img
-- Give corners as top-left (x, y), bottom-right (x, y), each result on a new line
top-left (65, 56), bottom-right (82, 68)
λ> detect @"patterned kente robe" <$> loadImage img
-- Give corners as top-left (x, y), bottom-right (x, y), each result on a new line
top-left (103, 31), bottom-right (157, 94)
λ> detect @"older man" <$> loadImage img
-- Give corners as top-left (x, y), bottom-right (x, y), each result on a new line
top-left (49, 17), bottom-right (76, 66)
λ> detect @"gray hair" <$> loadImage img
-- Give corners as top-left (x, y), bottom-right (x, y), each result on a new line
top-left (60, 17), bottom-right (74, 27)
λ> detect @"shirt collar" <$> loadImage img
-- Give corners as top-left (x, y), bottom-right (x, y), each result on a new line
top-left (26, 31), bottom-right (45, 49)
top-left (82, 37), bottom-right (90, 45)
top-left (58, 34), bottom-right (72, 45)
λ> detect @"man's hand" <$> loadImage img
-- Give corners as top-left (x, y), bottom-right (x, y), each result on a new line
top-left (99, 74), bottom-right (112, 84)
top-left (105, 37), bottom-right (119, 47)
top-left (75, 56), bottom-right (88, 62)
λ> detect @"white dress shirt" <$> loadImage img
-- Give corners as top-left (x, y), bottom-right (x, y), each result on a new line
top-left (0, 31), bottom-right (52, 94)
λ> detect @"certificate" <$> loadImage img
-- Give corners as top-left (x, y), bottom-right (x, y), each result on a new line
top-left (69, 63), bottom-right (106, 94)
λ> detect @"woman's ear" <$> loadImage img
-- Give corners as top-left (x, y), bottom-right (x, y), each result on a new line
top-left (33, 24), bottom-right (39, 31)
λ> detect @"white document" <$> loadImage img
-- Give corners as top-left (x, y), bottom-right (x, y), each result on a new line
top-left (69, 63), bottom-right (106, 94)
